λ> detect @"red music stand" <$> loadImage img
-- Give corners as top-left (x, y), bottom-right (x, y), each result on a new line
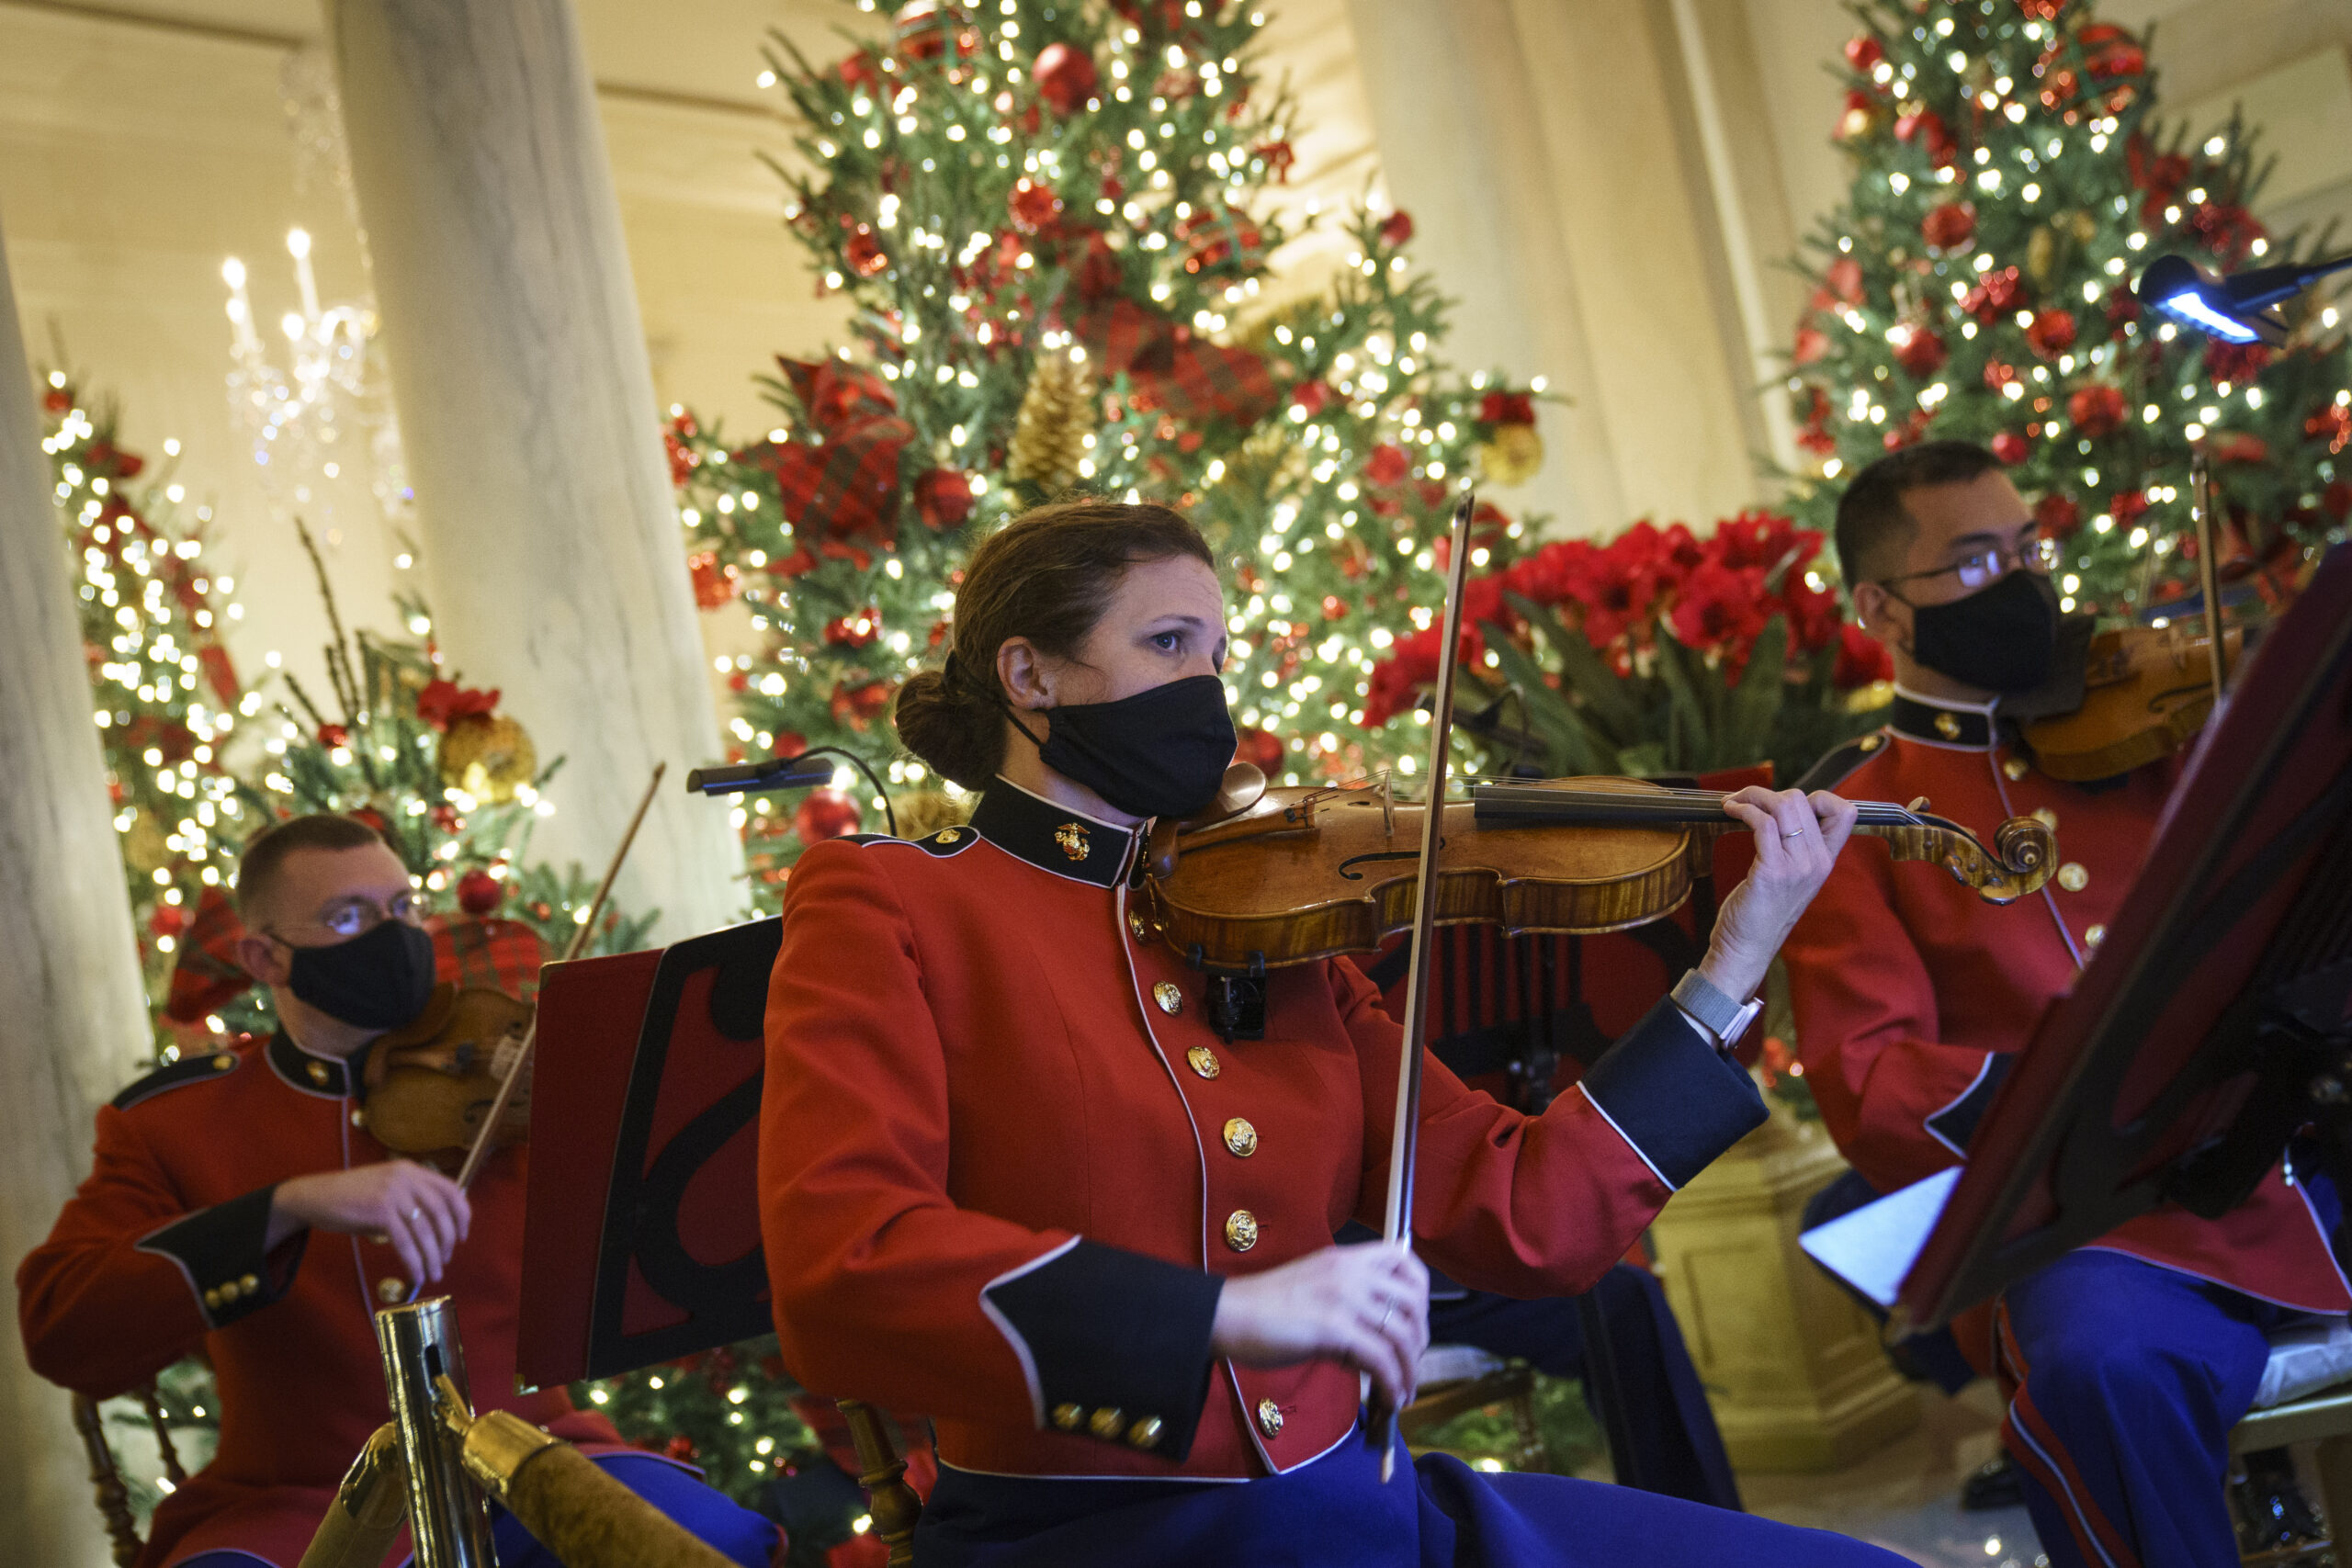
top-left (517, 917), bottom-right (780, 1388)
top-left (1892, 543), bottom-right (2352, 1334)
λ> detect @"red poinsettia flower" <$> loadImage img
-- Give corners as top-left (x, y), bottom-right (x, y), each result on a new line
top-left (1832, 623), bottom-right (1894, 689)
top-left (415, 679), bottom-right (500, 731)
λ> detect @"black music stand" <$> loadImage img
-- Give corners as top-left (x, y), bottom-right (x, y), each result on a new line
top-left (1889, 543), bottom-right (2352, 1334)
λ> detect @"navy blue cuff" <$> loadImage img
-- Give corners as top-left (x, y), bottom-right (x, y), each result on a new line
top-left (1577, 998), bottom-right (1768, 1190)
top-left (136, 1185), bottom-right (305, 1329)
top-left (1926, 1052), bottom-right (2013, 1156)
top-left (983, 1240), bottom-right (1224, 1461)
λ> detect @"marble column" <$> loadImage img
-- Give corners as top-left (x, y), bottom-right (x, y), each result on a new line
top-left (1344, 0), bottom-right (1770, 533)
top-left (324, 0), bottom-right (741, 940)
top-left (0, 211), bottom-right (154, 1568)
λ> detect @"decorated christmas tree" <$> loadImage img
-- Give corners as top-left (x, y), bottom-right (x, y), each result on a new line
top-left (40, 372), bottom-right (252, 1038)
top-left (667, 0), bottom-right (1550, 902)
top-left (1782, 0), bottom-right (2351, 613)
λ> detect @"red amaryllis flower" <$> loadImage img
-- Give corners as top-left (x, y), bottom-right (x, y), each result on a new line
top-left (1669, 558), bottom-right (1771, 657)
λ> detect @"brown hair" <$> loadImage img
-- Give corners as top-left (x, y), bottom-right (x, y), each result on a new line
top-left (1834, 438), bottom-right (2005, 584)
top-left (894, 498), bottom-right (1213, 790)
top-left (234, 813), bottom-right (390, 921)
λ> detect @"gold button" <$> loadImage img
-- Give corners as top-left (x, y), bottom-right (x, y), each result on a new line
top-left (2032, 807), bottom-right (2059, 830)
top-left (1088, 1406), bottom-right (1124, 1440)
top-left (1256, 1398), bottom-right (1284, 1438)
top-left (211, 1053), bottom-right (235, 1071)
top-left (2004, 757), bottom-right (2030, 781)
top-left (1052, 1402), bottom-right (1085, 1431)
top-left (1128, 913), bottom-right (1149, 940)
top-left (306, 1060), bottom-right (330, 1086)
top-left (1860, 734), bottom-right (1883, 752)
top-left (1187, 1045), bottom-right (1221, 1079)
top-left (239, 1273), bottom-right (260, 1293)
top-left (1126, 1415), bottom-right (1163, 1450)
top-left (216, 1280), bottom-right (240, 1303)
top-left (351, 1108), bottom-right (368, 1129)
top-left (2056, 862), bottom-right (2088, 893)
top-left (376, 1276), bottom-right (407, 1304)
top-left (2085, 924), bottom-right (2107, 949)
top-left (1153, 982), bottom-right (1182, 1016)
top-left (1935, 712), bottom-right (1962, 739)
top-left (1223, 1117), bottom-right (1258, 1157)
top-left (1224, 1210), bottom-right (1259, 1251)
top-left (202, 1287), bottom-right (222, 1310)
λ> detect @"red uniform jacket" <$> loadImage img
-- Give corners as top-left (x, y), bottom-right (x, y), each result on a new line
top-left (1783, 688), bottom-right (2349, 1314)
top-left (18, 1031), bottom-right (620, 1567)
top-left (760, 781), bottom-right (1769, 1481)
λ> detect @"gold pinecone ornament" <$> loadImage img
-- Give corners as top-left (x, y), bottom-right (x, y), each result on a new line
top-left (1477, 423), bottom-right (1545, 488)
top-left (436, 715), bottom-right (537, 803)
top-left (1006, 352), bottom-right (1098, 495)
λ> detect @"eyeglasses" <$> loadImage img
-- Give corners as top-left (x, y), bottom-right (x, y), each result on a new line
top-left (1881, 535), bottom-right (2061, 593)
top-left (274, 891), bottom-right (422, 942)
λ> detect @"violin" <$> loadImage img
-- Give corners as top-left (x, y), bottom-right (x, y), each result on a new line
top-left (358, 984), bottom-right (534, 1168)
top-left (2022, 623), bottom-right (2243, 784)
top-left (1139, 769), bottom-right (2058, 974)
top-left (347, 764), bottom-right (667, 1190)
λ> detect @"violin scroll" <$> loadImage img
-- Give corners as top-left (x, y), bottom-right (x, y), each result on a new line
top-left (1877, 811), bottom-right (2055, 904)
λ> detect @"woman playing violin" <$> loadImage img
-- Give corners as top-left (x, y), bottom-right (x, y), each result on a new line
top-left (759, 499), bottom-right (1902, 1566)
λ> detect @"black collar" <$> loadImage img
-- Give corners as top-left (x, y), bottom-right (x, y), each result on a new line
top-left (267, 1030), bottom-right (354, 1098)
top-left (970, 783), bottom-right (1138, 888)
top-left (1889, 689), bottom-right (1996, 750)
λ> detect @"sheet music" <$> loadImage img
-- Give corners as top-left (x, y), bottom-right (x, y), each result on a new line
top-left (1798, 1168), bottom-right (1962, 1310)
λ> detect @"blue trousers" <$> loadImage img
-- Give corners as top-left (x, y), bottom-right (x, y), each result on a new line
top-left (1429, 1263), bottom-right (1742, 1509)
top-left (912, 1422), bottom-right (1902, 1567)
top-left (1995, 1249), bottom-right (2294, 1568)
top-left (175, 1450), bottom-right (778, 1568)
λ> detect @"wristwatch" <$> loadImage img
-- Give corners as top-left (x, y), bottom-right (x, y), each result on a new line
top-left (1670, 970), bottom-right (1762, 1053)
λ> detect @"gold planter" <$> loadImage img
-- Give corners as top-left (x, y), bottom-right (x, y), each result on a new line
top-left (1646, 1111), bottom-right (1920, 1472)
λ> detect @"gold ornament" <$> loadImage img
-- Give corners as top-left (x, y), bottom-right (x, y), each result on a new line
top-left (893, 789), bottom-right (973, 840)
top-left (123, 808), bottom-right (170, 873)
top-left (2068, 209), bottom-right (2098, 244)
top-left (1476, 423), bottom-right (1545, 488)
top-left (2027, 224), bottom-right (2056, 284)
top-left (436, 715), bottom-right (537, 803)
top-left (1006, 352), bottom-right (1098, 494)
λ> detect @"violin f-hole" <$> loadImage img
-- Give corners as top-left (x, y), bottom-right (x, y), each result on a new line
top-left (1338, 840), bottom-right (1444, 882)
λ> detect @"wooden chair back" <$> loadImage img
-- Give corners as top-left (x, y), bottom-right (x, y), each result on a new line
top-left (69, 1382), bottom-right (187, 1566)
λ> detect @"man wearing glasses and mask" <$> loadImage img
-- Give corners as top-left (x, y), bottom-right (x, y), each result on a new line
top-left (1780, 442), bottom-right (2349, 1568)
top-left (19, 814), bottom-right (779, 1568)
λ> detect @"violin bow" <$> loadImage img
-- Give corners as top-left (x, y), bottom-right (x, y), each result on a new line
top-left (453, 761), bottom-right (665, 1190)
top-left (1368, 491), bottom-right (1477, 1480)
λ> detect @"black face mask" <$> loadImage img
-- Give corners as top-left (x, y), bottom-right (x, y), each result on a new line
top-left (1899, 569), bottom-right (2063, 695)
top-left (1017, 673), bottom-right (1238, 821)
top-left (280, 918), bottom-right (438, 1031)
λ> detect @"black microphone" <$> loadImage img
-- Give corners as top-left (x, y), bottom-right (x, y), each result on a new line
top-left (684, 753), bottom-right (838, 796)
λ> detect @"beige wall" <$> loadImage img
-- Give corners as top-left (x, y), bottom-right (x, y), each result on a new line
top-left (4, 0), bottom-right (2348, 694)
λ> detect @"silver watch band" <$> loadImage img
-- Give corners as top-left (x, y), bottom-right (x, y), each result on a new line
top-left (1671, 970), bottom-right (1761, 1050)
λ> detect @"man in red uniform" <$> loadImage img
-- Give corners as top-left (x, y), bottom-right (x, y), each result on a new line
top-left (18, 813), bottom-right (778, 1568)
top-left (1784, 441), bottom-right (2349, 1568)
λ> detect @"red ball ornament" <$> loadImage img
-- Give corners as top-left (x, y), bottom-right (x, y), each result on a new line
top-left (1007, 177), bottom-right (1063, 236)
top-left (913, 468), bottom-right (975, 528)
top-left (2017, 0), bottom-right (2064, 19)
top-left (794, 788), bottom-right (864, 847)
top-left (822, 608), bottom-right (881, 649)
top-left (457, 869), bottom-right (503, 916)
top-left (1234, 727), bottom-right (1284, 776)
top-left (1889, 321), bottom-right (1948, 378)
top-left (1364, 444), bottom-right (1411, 487)
top-left (149, 903), bottom-right (187, 939)
top-left (1033, 41), bottom-right (1097, 115)
top-left (1792, 325), bottom-right (1828, 366)
top-left (1825, 255), bottom-right (1864, 305)
top-left (1920, 200), bottom-right (1976, 251)
top-left (1843, 36), bottom-right (1883, 73)
top-left (2067, 384), bottom-right (2128, 439)
top-left (2025, 310), bottom-right (2076, 358)
top-left (1992, 431), bottom-right (2031, 465)
top-left (1377, 210), bottom-right (1415, 248)
top-left (688, 551), bottom-right (739, 610)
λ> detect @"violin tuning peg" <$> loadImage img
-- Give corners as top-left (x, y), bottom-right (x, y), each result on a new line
top-left (1907, 796), bottom-right (1931, 815)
